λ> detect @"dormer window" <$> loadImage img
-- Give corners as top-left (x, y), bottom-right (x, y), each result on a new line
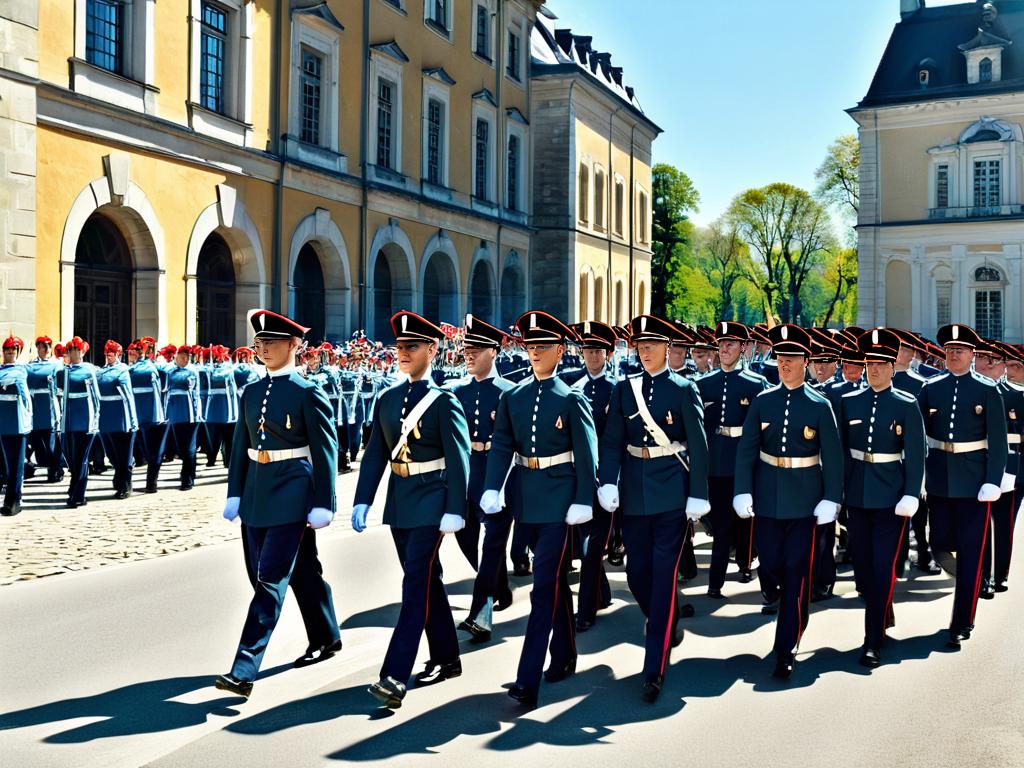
top-left (979, 57), bottom-right (993, 82)
top-left (919, 69), bottom-right (930, 87)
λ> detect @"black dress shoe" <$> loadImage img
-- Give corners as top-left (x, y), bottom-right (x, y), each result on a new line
top-left (575, 616), bottom-right (595, 633)
top-left (859, 648), bottom-right (881, 668)
top-left (915, 559), bottom-right (943, 575)
top-left (114, 490), bottom-right (130, 500)
top-left (47, 472), bottom-right (65, 483)
top-left (979, 580), bottom-right (996, 600)
top-left (641, 675), bottom-right (663, 703)
top-left (507, 683), bottom-right (538, 708)
top-left (738, 570), bottom-right (754, 583)
top-left (680, 603), bottom-right (696, 618)
top-left (293, 638), bottom-right (342, 668)
top-left (1, 503), bottom-right (20, 517)
top-left (415, 658), bottom-right (462, 685)
top-left (995, 580), bottom-right (1009, 593)
top-left (457, 619), bottom-right (492, 644)
top-left (368, 676), bottom-right (406, 708)
top-left (215, 673), bottom-right (253, 699)
top-left (24, 464), bottom-right (36, 479)
top-left (145, 481), bottom-right (159, 494)
top-left (65, 499), bottom-right (77, 509)
top-left (543, 657), bottom-right (576, 683)
top-left (512, 561), bottom-right (532, 577)
top-left (179, 481), bottom-right (194, 491)
top-left (495, 588), bottom-right (514, 612)
top-left (810, 588), bottom-right (834, 603)
top-left (946, 628), bottom-right (969, 649)
top-left (772, 654), bottom-right (794, 679)
top-left (707, 588), bottom-right (725, 599)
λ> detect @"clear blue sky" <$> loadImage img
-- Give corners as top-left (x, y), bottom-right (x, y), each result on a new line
top-left (545, 0), bottom-right (965, 226)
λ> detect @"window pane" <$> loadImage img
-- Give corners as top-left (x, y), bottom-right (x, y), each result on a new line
top-left (507, 135), bottom-right (519, 210)
top-left (427, 98), bottom-right (444, 185)
top-left (475, 119), bottom-right (489, 199)
top-left (975, 289), bottom-right (1003, 340)
top-left (86, 0), bottom-right (124, 74)
top-left (936, 165), bottom-right (949, 208)
top-left (980, 58), bottom-right (993, 83)
top-left (377, 78), bottom-right (393, 168)
top-left (578, 165), bottom-right (589, 222)
top-left (507, 30), bottom-right (520, 80)
top-left (594, 171), bottom-right (605, 229)
top-left (936, 280), bottom-right (953, 326)
top-left (973, 159), bottom-right (1001, 207)
top-left (615, 181), bottom-right (624, 234)
top-left (200, 2), bottom-right (228, 114)
top-left (300, 48), bottom-right (323, 145)
top-left (476, 6), bottom-right (490, 57)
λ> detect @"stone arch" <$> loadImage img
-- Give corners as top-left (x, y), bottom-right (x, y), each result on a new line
top-left (367, 221), bottom-right (416, 339)
top-left (287, 208), bottom-right (352, 341)
top-left (419, 232), bottom-right (462, 325)
top-left (500, 250), bottom-right (526, 329)
top-left (468, 245), bottom-right (497, 324)
top-left (185, 185), bottom-right (269, 345)
top-left (60, 175), bottom-right (166, 341)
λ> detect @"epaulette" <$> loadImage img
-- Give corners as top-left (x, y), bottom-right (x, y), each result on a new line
top-left (891, 388), bottom-right (917, 404)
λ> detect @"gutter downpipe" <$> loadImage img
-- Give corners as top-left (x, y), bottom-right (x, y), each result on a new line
top-left (358, 0), bottom-right (370, 333)
top-left (606, 103), bottom-right (624, 321)
top-left (271, 0), bottom-right (284, 312)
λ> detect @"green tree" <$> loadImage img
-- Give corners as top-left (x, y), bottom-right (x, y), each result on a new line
top-left (651, 163), bottom-right (700, 317)
top-left (815, 134), bottom-right (860, 218)
top-left (695, 220), bottom-right (754, 321)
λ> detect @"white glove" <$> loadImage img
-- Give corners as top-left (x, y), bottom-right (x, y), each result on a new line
top-left (439, 513), bottom-right (465, 534)
top-left (223, 496), bottom-right (240, 522)
top-left (733, 493), bottom-right (754, 519)
top-left (814, 500), bottom-right (840, 525)
top-left (480, 489), bottom-right (502, 515)
top-left (978, 483), bottom-right (1002, 503)
top-left (894, 495), bottom-right (919, 518)
top-left (597, 483), bottom-right (620, 512)
top-left (307, 507), bottom-right (333, 529)
top-left (685, 497), bottom-right (711, 521)
top-left (566, 503), bottom-right (593, 525)
top-left (1000, 472), bottom-right (1016, 493)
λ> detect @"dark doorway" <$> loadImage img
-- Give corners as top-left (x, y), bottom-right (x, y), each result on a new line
top-left (294, 243), bottom-right (326, 343)
top-left (470, 260), bottom-right (493, 323)
top-left (373, 252), bottom-right (393, 340)
top-left (196, 232), bottom-right (236, 347)
top-left (74, 213), bottom-right (133, 362)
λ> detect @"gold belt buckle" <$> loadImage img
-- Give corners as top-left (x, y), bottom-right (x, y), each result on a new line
top-left (641, 447), bottom-right (651, 459)
top-left (392, 462), bottom-right (410, 478)
top-left (527, 457), bottom-right (540, 470)
top-left (863, 452), bottom-right (875, 464)
top-left (778, 456), bottom-right (792, 469)
top-left (257, 450), bottom-right (271, 464)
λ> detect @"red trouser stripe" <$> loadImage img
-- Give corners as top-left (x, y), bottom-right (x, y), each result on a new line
top-left (797, 522), bottom-right (817, 647)
top-left (659, 521), bottom-right (689, 676)
top-left (969, 503), bottom-right (993, 625)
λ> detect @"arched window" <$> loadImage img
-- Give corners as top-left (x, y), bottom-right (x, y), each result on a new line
top-left (980, 57), bottom-right (993, 83)
top-left (594, 168), bottom-right (605, 231)
top-left (972, 265), bottom-right (1004, 340)
top-left (975, 265), bottom-right (1001, 282)
top-left (578, 163), bottom-right (589, 224)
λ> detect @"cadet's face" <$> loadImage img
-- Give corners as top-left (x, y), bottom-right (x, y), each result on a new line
top-left (69, 349), bottom-right (83, 364)
top-left (254, 337), bottom-right (299, 371)
top-left (945, 345), bottom-right (973, 375)
top-left (718, 340), bottom-right (744, 368)
top-left (975, 354), bottom-right (1005, 380)
top-left (526, 343), bottom-right (564, 377)
top-left (777, 354), bottom-right (807, 388)
top-left (582, 347), bottom-right (607, 374)
top-left (813, 360), bottom-right (837, 383)
top-left (1006, 360), bottom-right (1024, 384)
top-left (692, 349), bottom-right (713, 371)
top-left (866, 361), bottom-right (895, 390)
top-left (896, 346), bottom-right (914, 368)
top-left (36, 343), bottom-right (50, 359)
top-left (127, 350), bottom-right (140, 363)
top-left (395, 341), bottom-right (436, 378)
top-left (667, 345), bottom-right (687, 370)
top-left (104, 352), bottom-right (118, 365)
top-left (843, 364), bottom-right (864, 382)
top-left (464, 345), bottom-right (496, 377)
top-left (3, 348), bottom-right (16, 363)
top-left (175, 352), bottom-right (190, 367)
top-left (636, 341), bottom-right (668, 374)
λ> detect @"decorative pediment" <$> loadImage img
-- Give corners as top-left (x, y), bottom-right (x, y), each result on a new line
top-left (506, 107), bottom-right (529, 126)
top-left (472, 88), bottom-right (497, 107)
top-left (292, 2), bottom-right (344, 32)
top-left (959, 117), bottom-right (1023, 144)
top-left (370, 40), bottom-right (409, 63)
top-left (423, 67), bottom-right (456, 86)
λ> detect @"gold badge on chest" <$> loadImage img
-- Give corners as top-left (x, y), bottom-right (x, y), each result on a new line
top-left (666, 411), bottom-right (674, 425)
top-left (975, 404), bottom-right (984, 415)
top-left (555, 415), bottom-right (563, 429)
top-left (895, 423), bottom-right (903, 436)
top-left (1011, 409), bottom-right (1018, 421)
top-left (803, 425), bottom-right (817, 440)
top-left (413, 421), bottom-right (422, 439)
top-left (740, 397), bottom-right (750, 406)
top-left (285, 413), bottom-right (292, 430)
top-left (491, 410), bottom-right (496, 421)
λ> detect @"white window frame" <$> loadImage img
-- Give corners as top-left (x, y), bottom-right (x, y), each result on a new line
top-left (506, 122), bottom-right (528, 212)
top-left (505, 12), bottom-right (525, 87)
top-left (964, 46), bottom-right (1003, 84)
top-left (971, 154), bottom-right (1003, 208)
top-left (578, 158), bottom-right (591, 226)
top-left (472, 100), bottom-right (497, 202)
top-left (424, 0), bottom-right (454, 40)
top-left (970, 263), bottom-right (1007, 341)
top-left (928, 150), bottom-right (958, 210)
top-left (369, 51), bottom-right (405, 174)
top-left (187, 0), bottom-right (254, 147)
top-left (421, 77), bottom-right (452, 188)
top-left (473, 0), bottom-right (496, 64)
top-left (72, 0), bottom-right (157, 113)
top-left (637, 184), bottom-right (650, 244)
top-left (288, 14), bottom-right (341, 154)
top-left (593, 163), bottom-right (607, 232)
top-left (613, 173), bottom-right (626, 237)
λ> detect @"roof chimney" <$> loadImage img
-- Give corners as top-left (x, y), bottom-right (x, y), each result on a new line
top-left (901, 0), bottom-right (924, 20)
top-left (554, 28), bottom-right (574, 56)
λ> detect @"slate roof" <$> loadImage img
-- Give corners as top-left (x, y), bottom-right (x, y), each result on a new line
top-left (854, 0), bottom-right (1024, 110)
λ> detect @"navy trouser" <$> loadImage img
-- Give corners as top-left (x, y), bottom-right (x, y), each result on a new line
top-left (455, 510), bottom-right (481, 571)
top-left (755, 515), bottom-right (816, 656)
top-left (848, 507), bottom-right (907, 649)
top-left (0, 434), bottom-right (27, 507)
top-left (63, 431), bottom-right (96, 504)
top-left (516, 521), bottom-right (575, 694)
top-left (381, 526), bottom-right (459, 683)
top-left (140, 423), bottom-right (168, 482)
top-left (992, 487), bottom-right (1019, 583)
top-left (230, 521), bottom-right (307, 681)
top-left (100, 431), bottom-right (136, 493)
top-left (206, 422), bottom-right (234, 467)
top-left (89, 436), bottom-right (106, 471)
top-left (897, 497), bottom-right (933, 574)
top-left (577, 505), bottom-right (613, 622)
top-left (28, 428), bottom-right (61, 480)
top-left (708, 475), bottom-right (755, 591)
top-left (170, 423), bottom-right (199, 484)
top-left (812, 518), bottom-right (838, 596)
top-left (240, 524), bottom-right (340, 649)
top-left (467, 507), bottom-right (513, 629)
top-left (509, 518), bottom-right (531, 569)
top-left (622, 509), bottom-right (686, 681)
top-left (925, 496), bottom-right (990, 632)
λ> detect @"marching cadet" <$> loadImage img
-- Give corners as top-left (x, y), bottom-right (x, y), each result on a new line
top-left (667, 324), bottom-right (697, 378)
top-left (917, 323), bottom-right (1008, 649)
top-left (165, 345), bottom-right (202, 491)
top-left (450, 314), bottom-right (516, 643)
top-left (750, 325), bottom-right (779, 385)
top-left (1, 335), bottom-right (32, 516)
top-left (598, 314), bottom-right (710, 702)
top-left (697, 322), bottom-right (767, 597)
top-left (305, 344), bottom-right (345, 474)
top-left (26, 336), bottom-right (64, 483)
top-left (61, 337), bottom-right (101, 508)
top-left (351, 311), bottom-right (470, 709)
top-left (668, 323), bottom-right (701, 586)
top-left (567, 320), bottom-right (618, 632)
top-left (994, 343), bottom-right (1024, 592)
top-left (481, 310), bottom-right (598, 709)
top-left (808, 330), bottom-right (841, 390)
top-left (97, 341), bottom-right (139, 499)
top-left (691, 327), bottom-right (718, 374)
top-left (128, 340), bottom-right (168, 494)
top-left (891, 330), bottom-right (930, 395)
top-left (837, 329), bottom-right (926, 668)
top-left (217, 310), bottom-right (340, 700)
top-left (733, 324), bottom-right (843, 679)
top-left (206, 345), bottom-right (239, 468)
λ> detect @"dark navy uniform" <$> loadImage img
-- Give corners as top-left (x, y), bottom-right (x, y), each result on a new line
top-left (0, 338), bottom-right (32, 516)
top-left (993, 363), bottom-right (1023, 590)
top-left (838, 329), bottom-right (926, 665)
top-left (734, 325), bottom-right (843, 677)
top-left (25, 341), bottom-right (63, 483)
top-left (354, 311), bottom-right (470, 709)
top-left (217, 311), bottom-right (339, 697)
top-left (599, 315), bottom-right (710, 700)
top-left (696, 322), bottom-right (768, 594)
top-left (918, 324), bottom-right (1008, 647)
top-left (483, 310), bottom-right (598, 707)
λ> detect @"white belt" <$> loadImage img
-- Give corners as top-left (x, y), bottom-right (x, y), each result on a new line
top-left (29, 388), bottom-right (51, 395)
top-left (168, 391), bottom-right (193, 396)
top-left (133, 387), bottom-right (155, 393)
top-left (0, 394), bottom-right (19, 401)
top-left (716, 425), bottom-right (743, 437)
top-left (627, 442), bottom-right (687, 459)
top-left (849, 449), bottom-right (903, 464)
top-left (390, 458), bottom-right (446, 477)
top-left (760, 451), bottom-right (820, 469)
top-left (100, 395), bottom-right (126, 401)
top-left (927, 437), bottom-right (988, 454)
top-left (247, 446), bottom-right (312, 464)
top-left (66, 392), bottom-right (91, 399)
top-left (1009, 434), bottom-right (1022, 445)
top-left (514, 451), bottom-right (574, 470)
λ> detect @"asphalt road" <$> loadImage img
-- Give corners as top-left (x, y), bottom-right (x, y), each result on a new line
top-left (1, 516), bottom-right (1022, 768)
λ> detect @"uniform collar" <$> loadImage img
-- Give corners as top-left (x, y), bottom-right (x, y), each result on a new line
top-left (268, 363), bottom-right (297, 378)
top-left (645, 364), bottom-right (669, 378)
top-left (474, 363), bottom-right (498, 382)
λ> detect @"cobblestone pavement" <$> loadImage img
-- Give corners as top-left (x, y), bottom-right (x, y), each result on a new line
top-left (0, 458), bottom-right (362, 587)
